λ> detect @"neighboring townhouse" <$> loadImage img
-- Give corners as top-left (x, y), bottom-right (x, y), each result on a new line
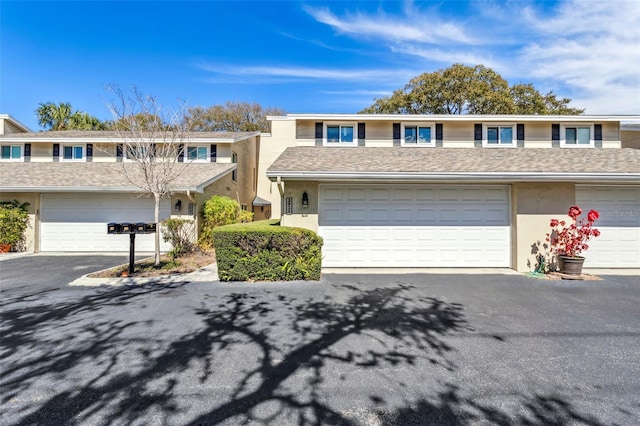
top-left (0, 114), bottom-right (260, 252)
top-left (259, 114), bottom-right (640, 271)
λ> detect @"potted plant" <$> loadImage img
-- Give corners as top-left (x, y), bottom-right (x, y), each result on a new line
top-left (546, 205), bottom-right (600, 276)
top-left (0, 200), bottom-right (30, 252)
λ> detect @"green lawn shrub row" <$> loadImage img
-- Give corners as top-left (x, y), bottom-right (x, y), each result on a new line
top-left (213, 220), bottom-right (323, 281)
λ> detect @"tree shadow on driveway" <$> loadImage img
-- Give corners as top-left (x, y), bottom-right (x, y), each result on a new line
top-left (0, 280), bottom-right (628, 425)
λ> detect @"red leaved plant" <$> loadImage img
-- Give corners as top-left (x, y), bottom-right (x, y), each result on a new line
top-left (547, 205), bottom-right (601, 258)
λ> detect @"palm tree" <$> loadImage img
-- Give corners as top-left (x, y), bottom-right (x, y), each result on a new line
top-left (36, 102), bottom-right (106, 131)
top-left (36, 102), bottom-right (74, 130)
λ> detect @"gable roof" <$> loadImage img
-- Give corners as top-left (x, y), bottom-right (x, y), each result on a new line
top-left (267, 147), bottom-right (640, 182)
top-left (0, 162), bottom-right (235, 193)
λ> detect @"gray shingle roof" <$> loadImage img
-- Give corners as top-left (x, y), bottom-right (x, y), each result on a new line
top-left (267, 147), bottom-right (640, 176)
top-left (0, 162), bottom-right (235, 192)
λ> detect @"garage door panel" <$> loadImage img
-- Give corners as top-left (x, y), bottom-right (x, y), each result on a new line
top-left (576, 186), bottom-right (640, 267)
top-left (319, 184), bottom-right (511, 268)
top-left (41, 193), bottom-right (170, 252)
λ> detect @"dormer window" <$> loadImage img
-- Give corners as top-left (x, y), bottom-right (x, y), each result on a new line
top-left (62, 145), bottom-right (84, 161)
top-left (561, 124), bottom-right (593, 147)
top-left (1, 144), bottom-right (22, 161)
top-left (324, 122), bottom-right (356, 146)
top-left (402, 123), bottom-right (434, 146)
top-left (187, 146), bottom-right (208, 161)
top-left (483, 124), bottom-right (516, 148)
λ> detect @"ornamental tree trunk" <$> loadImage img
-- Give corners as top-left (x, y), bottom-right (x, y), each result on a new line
top-left (154, 193), bottom-right (161, 266)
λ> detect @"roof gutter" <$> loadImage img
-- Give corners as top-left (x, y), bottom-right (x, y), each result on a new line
top-left (0, 185), bottom-right (204, 193)
top-left (266, 171), bottom-right (640, 183)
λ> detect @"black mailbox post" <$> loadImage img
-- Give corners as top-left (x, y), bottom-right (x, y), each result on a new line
top-left (106, 222), bottom-right (157, 276)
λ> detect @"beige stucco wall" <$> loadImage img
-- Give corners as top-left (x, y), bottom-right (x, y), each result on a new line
top-left (281, 119), bottom-right (621, 149)
top-left (0, 192), bottom-right (39, 252)
top-left (257, 119), bottom-right (298, 218)
top-left (279, 181), bottom-right (319, 232)
top-left (512, 182), bottom-right (575, 272)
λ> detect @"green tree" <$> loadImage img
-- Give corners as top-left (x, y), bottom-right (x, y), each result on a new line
top-left (36, 101), bottom-right (106, 130)
top-left (184, 101), bottom-right (285, 133)
top-left (361, 64), bottom-right (584, 115)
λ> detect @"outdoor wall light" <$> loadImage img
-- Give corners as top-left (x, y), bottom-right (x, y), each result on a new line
top-left (174, 200), bottom-right (182, 212)
top-left (302, 191), bottom-right (309, 208)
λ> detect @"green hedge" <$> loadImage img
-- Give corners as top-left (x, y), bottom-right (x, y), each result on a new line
top-left (213, 220), bottom-right (323, 281)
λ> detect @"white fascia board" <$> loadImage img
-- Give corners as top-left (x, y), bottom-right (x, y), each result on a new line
top-left (0, 185), bottom-right (206, 193)
top-left (0, 132), bottom-right (260, 144)
top-left (0, 136), bottom-right (126, 143)
top-left (266, 171), bottom-right (640, 183)
top-left (0, 114), bottom-right (33, 132)
top-left (195, 166), bottom-right (236, 192)
top-left (284, 114), bottom-right (640, 122)
top-left (266, 116), bottom-right (294, 122)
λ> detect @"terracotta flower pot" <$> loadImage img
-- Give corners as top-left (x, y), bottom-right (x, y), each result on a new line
top-left (0, 244), bottom-right (11, 253)
top-left (559, 255), bottom-right (585, 276)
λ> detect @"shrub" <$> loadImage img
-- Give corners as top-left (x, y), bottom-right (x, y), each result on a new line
top-left (160, 218), bottom-right (195, 258)
top-left (213, 220), bottom-right (323, 281)
top-left (0, 201), bottom-right (29, 249)
top-left (199, 195), bottom-right (254, 247)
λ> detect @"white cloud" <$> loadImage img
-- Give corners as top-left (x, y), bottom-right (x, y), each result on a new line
top-left (517, 0), bottom-right (640, 113)
top-left (304, 5), bottom-right (475, 45)
top-left (196, 63), bottom-right (418, 85)
top-left (389, 45), bottom-right (501, 69)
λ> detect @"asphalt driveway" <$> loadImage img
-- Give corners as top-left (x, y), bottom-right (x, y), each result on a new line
top-left (1, 263), bottom-right (639, 425)
top-left (0, 254), bottom-right (146, 296)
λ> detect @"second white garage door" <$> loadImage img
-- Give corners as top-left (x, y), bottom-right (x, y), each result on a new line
top-left (318, 185), bottom-right (511, 267)
top-left (40, 193), bottom-right (171, 252)
top-left (576, 186), bottom-right (640, 268)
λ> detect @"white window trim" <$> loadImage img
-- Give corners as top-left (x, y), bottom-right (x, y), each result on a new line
top-left (323, 122), bottom-right (357, 147)
top-left (560, 123), bottom-right (595, 148)
top-left (185, 145), bottom-right (209, 162)
top-left (0, 144), bottom-right (23, 162)
top-left (61, 144), bottom-right (85, 161)
top-left (401, 122), bottom-right (436, 147)
top-left (482, 123), bottom-right (517, 148)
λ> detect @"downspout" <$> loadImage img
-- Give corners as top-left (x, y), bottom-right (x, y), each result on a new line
top-left (186, 190), bottom-right (199, 244)
top-left (276, 176), bottom-right (284, 222)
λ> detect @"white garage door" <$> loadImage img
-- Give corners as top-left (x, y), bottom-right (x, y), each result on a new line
top-left (318, 185), bottom-right (511, 267)
top-left (40, 193), bottom-right (171, 252)
top-left (576, 186), bottom-right (640, 268)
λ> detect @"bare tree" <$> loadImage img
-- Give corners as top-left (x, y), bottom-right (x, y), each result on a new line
top-left (105, 85), bottom-right (190, 266)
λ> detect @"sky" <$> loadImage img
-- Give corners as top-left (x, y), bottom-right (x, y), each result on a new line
top-left (1, 0), bottom-right (639, 131)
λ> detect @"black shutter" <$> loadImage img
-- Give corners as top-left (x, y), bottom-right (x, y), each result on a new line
top-left (517, 124), bottom-right (525, 148)
top-left (393, 123), bottom-right (401, 146)
top-left (210, 144), bottom-right (217, 162)
top-left (178, 143), bottom-right (184, 162)
top-left (315, 122), bottom-right (323, 147)
top-left (24, 143), bottom-right (31, 162)
top-left (435, 123), bottom-right (443, 147)
top-left (594, 124), bottom-right (603, 148)
top-left (116, 143), bottom-right (123, 162)
top-left (86, 143), bottom-right (93, 162)
top-left (53, 143), bottom-right (60, 161)
top-left (552, 124), bottom-right (560, 148)
top-left (474, 124), bottom-right (483, 147)
top-left (357, 123), bottom-right (366, 147)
